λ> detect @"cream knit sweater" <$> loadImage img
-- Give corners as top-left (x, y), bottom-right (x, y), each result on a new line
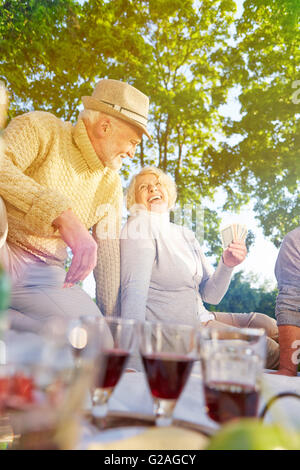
top-left (1, 111), bottom-right (123, 316)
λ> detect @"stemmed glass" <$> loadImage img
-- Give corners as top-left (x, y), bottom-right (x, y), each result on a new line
top-left (67, 317), bottom-right (94, 367)
top-left (198, 326), bottom-right (266, 424)
top-left (75, 316), bottom-right (137, 423)
top-left (0, 322), bottom-right (92, 450)
top-left (139, 321), bottom-right (198, 426)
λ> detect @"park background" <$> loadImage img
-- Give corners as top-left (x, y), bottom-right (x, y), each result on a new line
top-left (1, 0), bottom-right (299, 317)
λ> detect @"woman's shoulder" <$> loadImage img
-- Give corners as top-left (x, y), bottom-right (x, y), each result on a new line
top-left (170, 223), bottom-right (197, 241)
top-left (121, 210), bottom-right (159, 241)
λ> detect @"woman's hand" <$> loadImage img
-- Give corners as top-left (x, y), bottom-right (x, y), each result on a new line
top-left (222, 240), bottom-right (247, 268)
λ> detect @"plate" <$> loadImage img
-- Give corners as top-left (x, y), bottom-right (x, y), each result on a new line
top-left (78, 426), bottom-right (146, 450)
top-left (87, 410), bottom-right (216, 436)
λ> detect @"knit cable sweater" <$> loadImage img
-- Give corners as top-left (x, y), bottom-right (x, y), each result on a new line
top-left (1, 111), bottom-right (123, 316)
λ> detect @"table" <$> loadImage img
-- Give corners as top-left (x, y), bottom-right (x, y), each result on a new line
top-left (108, 364), bottom-right (216, 429)
top-left (3, 331), bottom-right (300, 448)
top-left (78, 364), bottom-right (300, 449)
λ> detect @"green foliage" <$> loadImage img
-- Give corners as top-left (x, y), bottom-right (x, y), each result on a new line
top-left (0, 0), bottom-right (83, 119)
top-left (221, 0), bottom-right (300, 246)
top-left (1, 0), bottom-right (240, 252)
top-left (1, 0), bottom-right (298, 258)
top-left (205, 271), bottom-right (278, 317)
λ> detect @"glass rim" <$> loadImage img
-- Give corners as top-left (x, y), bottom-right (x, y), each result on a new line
top-left (100, 316), bottom-right (137, 326)
top-left (198, 325), bottom-right (266, 339)
top-left (141, 319), bottom-right (197, 332)
top-left (80, 315), bottom-right (137, 326)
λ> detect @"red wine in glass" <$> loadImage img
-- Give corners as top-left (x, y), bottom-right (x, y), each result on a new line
top-left (204, 381), bottom-right (259, 424)
top-left (95, 348), bottom-right (130, 389)
top-left (0, 373), bottom-right (36, 411)
top-left (142, 353), bottom-right (194, 400)
top-left (0, 376), bottom-right (10, 411)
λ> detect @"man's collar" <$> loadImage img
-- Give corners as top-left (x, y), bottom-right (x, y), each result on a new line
top-left (72, 119), bottom-right (105, 172)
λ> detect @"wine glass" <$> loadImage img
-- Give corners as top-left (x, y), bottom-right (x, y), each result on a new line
top-left (198, 326), bottom-right (266, 424)
top-left (67, 316), bottom-right (96, 367)
top-left (139, 321), bottom-right (198, 426)
top-left (81, 316), bottom-right (137, 423)
top-left (0, 323), bottom-right (92, 449)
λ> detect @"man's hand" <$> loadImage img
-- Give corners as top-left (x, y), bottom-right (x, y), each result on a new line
top-left (52, 209), bottom-right (97, 288)
top-left (222, 240), bottom-right (247, 268)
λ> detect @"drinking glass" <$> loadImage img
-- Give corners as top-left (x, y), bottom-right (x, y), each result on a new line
top-left (82, 317), bottom-right (137, 422)
top-left (198, 326), bottom-right (266, 424)
top-left (139, 321), bottom-right (198, 426)
top-left (67, 316), bottom-right (96, 366)
top-left (0, 323), bottom-right (92, 449)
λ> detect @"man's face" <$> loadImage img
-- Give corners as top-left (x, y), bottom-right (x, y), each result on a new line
top-left (87, 116), bottom-right (142, 171)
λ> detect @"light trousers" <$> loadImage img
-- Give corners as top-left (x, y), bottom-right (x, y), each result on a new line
top-left (0, 196), bottom-right (104, 334)
top-left (8, 263), bottom-right (103, 334)
top-left (208, 311), bottom-right (279, 370)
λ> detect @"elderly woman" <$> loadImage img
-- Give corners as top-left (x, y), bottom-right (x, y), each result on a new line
top-left (120, 166), bottom-right (279, 370)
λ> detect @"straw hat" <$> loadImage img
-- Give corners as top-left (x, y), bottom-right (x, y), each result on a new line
top-left (82, 79), bottom-right (151, 139)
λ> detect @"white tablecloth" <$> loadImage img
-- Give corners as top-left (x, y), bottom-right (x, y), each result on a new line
top-left (107, 363), bottom-right (300, 432)
top-left (4, 331), bottom-right (300, 445)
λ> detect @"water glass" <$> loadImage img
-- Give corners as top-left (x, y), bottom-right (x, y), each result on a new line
top-left (198, 326), bottom-right (266, 424)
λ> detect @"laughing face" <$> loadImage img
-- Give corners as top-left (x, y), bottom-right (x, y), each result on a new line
top-left (135, 173), bottom-right (169, 213)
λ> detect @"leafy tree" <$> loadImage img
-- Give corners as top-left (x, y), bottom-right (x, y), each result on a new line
top-left (218, 0), bottom-right (300, 247)
top-left (0, 0), bottom-right (84, 119)
top-left (1, 0), bottom-right (240, 258)
top-left (2, 0), bottom-right (298, 256)
top-left (80, 0), bottom-right (241, 256)
top-left (205, 271), bottom-right (278, 318)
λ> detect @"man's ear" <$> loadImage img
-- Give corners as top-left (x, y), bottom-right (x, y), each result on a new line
top-left (95, 117), bottom-right (112, 137)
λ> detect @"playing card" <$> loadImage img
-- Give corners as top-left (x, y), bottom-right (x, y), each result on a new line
top-left (233, 224), bottom-right (237, 240)
top-left (221, 223), bottom-right (248, 249)
top-left (220, 225), bottom-right (234, 249)
top-left (238, 224), bottom-right (248, 241)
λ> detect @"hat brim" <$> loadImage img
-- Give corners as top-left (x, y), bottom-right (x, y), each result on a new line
top-left (82, 96), bottom-right (152, 140)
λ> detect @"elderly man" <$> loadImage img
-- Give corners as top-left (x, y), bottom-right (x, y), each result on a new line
top-left (275, 227), bottom-right (300, 376)
top-left (0, 79), bottom-right (151, 332)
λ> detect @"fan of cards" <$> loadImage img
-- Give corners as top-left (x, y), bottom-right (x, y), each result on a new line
top-left (220, 224), bottom-right (248, 249)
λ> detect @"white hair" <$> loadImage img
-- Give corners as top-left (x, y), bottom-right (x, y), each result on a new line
top-left (126, 166), bottom-right (177, 210)
top-left (78, 109), bottom-right (125, 129)
top-left (78, 108), bottom-right (102, 124)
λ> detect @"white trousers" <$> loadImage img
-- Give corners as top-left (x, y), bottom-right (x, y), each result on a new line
top-left (0, 197), bottom-right (103, 334)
